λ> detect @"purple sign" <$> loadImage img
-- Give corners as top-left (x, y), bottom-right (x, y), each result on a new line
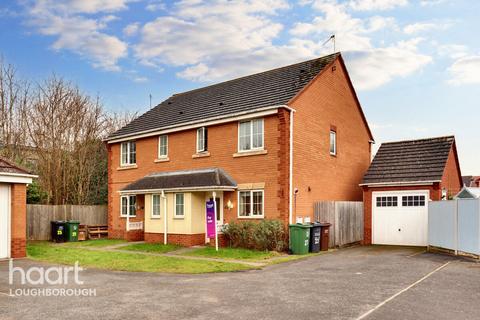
top-left (206, 201), bottom-right (216, 238)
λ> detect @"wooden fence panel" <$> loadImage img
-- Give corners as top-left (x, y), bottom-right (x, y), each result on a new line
top-left (314, 201), bottom-right (363, 248)
top-left (314, 201), bottom-right (336, 248)
top-left (27, 205), bottom-right (108, 240)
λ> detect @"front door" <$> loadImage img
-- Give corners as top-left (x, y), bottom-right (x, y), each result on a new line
top-left (209, 197), bottom-right (221, 223)
top-left (0, 184), bottom-right (10, 259)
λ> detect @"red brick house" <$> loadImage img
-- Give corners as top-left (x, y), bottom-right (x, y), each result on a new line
top-left (105, 52), bottom-right (374, 246)
top-left (361, 136), bottom-right (462, 246)
top-left (0, 158), bottom-right (36, 259)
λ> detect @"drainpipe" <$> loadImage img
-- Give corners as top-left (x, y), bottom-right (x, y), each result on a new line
top-left (289, 109), bottom-right (295, 225)
top-left (162, 190), bottom-right (167, 245)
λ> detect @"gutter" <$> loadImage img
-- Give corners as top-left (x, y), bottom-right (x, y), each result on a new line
top-left (118, 186), bottom-right (237, 195)
top-left (359, 180), bottom-right (441, 187)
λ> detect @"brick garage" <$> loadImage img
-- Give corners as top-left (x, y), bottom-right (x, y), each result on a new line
top-left (361, 136), bottom-right (462, 246)
top-left (0, 158), bottom-right (36, 259)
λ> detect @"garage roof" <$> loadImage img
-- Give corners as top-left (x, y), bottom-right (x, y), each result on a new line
top-left (0, 157), bottom-right (31, 175)
top-left (106, 53), bottom-right (339, 141)
top-left (361, 136), bottom-right (456, 185)
top-left (121, 168), bottom-right (237, 193)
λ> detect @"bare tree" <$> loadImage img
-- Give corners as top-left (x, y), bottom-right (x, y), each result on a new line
top-left (0, 57), bottom-right (30, 164)
top-left (1, 56), bottom-right (137, 205)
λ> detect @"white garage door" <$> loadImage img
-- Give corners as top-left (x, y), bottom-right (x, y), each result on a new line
top-left (372, 190), bottom-right (429, 246)
top-left (0, 184), bottom-right (10, 259)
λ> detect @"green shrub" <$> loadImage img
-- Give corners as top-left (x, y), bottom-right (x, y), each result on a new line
top-left (222, 219), bottom-right (286, 252)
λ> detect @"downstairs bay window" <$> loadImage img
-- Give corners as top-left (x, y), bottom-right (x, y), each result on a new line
top-left (238, 190), bottom-right (264, 218)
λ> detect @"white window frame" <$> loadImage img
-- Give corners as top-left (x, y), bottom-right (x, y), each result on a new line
top-left (120, 141), bottom-right (136, 166)
top-left (158, 135), bottom-right (168, 158)
top-left (174, 193), bottom-right (185, 218)
top-left (120, 195), bottom-right (136, 217)
top-left (238, 118), bottom-right (264, 152)
top-left (151, 194), bottom-right (162, 218)
top-left (237, 189), bottom-right (264, 218)
top-left (330, 130), bottom-right (337, 156)
top-left (196, 127), bottom-right (207, 153)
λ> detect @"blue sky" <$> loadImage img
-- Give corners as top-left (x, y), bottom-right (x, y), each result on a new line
top-left (0, 0), bottom-right (479, 174)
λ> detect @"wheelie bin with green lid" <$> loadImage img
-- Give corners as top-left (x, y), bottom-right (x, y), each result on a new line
top-left (65, 220), bottom-right (80, 242)
top-left (289, 223), bottom-right (311, 254)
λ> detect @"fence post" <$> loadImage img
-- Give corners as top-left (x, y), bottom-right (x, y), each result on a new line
top-left (454, 199), bottom-right (458, 255)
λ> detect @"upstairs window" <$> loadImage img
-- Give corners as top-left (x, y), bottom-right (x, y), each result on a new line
top-left (196, 127), bottom-right (208, 153)
top-left (121, 195), bottom-right (136, 217)
top-left (239, 118), bottom-right (263, 152)
top-left (330, 130), bottom-right (337, 156)
top-left (158, 135), bottom-right (168, 158)
top-left (121, 141), bottom-right (136, 165)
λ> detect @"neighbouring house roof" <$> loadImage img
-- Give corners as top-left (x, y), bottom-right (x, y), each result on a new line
top-left (455, 187), bottom-right (480, 199)
top-left (462, 175), bottom-right (480, 187)
top-left (0, 157), bottom-right (32, 175)
top-left (107, 53), bottom-right (340, 141)
top-left (121, 168), bottom-right (237, 193)
top-left (361, 136), bottom-right (456, 186)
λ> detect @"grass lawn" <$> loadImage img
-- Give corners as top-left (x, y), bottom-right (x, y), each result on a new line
top-left (27, 242), bottom-right (256, 274)
top-left (121, 243), bottom-right (181, 253)
top-left (184, 247), bottom-right (280, 260)
top-left (61, 239), bottom-right (127, 248)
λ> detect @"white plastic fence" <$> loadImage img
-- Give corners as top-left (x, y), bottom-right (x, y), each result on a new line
top-left (428, 199), bottom-right (480, 256)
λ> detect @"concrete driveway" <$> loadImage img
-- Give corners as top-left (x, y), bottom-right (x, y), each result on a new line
top-left (1, 246), bottom-right (479, 320)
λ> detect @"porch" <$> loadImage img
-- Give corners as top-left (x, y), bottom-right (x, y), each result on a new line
top-left (119, 168), bottom-right (237, 246)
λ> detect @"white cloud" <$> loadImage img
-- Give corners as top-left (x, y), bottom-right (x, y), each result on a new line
top-left (291, 1), bottom-right (431, 90)
top-left (133, 0), bottom-right (429, 89)
top-left (24, 0), bottom-right (129, 71)
top-left (349, 0), bottom-right (408, 11)
top-left (420, 0), bottom-right (446, 6)
top-left (135, 0), bottom-right (290, 78)
top-left (146, 0), bottom-right (166, 11)
top-left (344, 39), bottom-right (432, 90)
top-left (38, 0), bottom-right (133, 14)
top-left (437, 44), bottom-right (469, 59)
top-left (133, 76), bottom-right (148, 83)
top-left (448, 56), bottom-right (480, 85)
top-left (123, 22), bottom-right (140, 36)
top-left (403, 21), bottom-right (452, 34)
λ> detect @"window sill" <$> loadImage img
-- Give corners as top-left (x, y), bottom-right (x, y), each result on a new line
top-left (154, 157), bottom-right (170, 163)
top-left (150, 216), bottom-right (161, 220)
top-left (120, 216), bottom-right (137, 218)
top-left (117, 165), bottom-right (137, 171)
top-left (192, 151), bottom-right (210, 159)
top-left (237, 216), bottom-right (264, 219)
top-left (173, 216), bottom-right (185, 220)
top-left (233, 150), bottom-right (267, 158)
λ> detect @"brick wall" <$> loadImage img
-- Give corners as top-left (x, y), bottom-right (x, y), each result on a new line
top-left (289, 57), bottom-right (372, 221)
top-left (11, 183), bottom-right (27, 258)
top-left (441, 142), bottom-right (463, 198)
top-left (144, 232), bottom-right (206, 246)
top-left (108, 114), bottom-right (287, 238)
